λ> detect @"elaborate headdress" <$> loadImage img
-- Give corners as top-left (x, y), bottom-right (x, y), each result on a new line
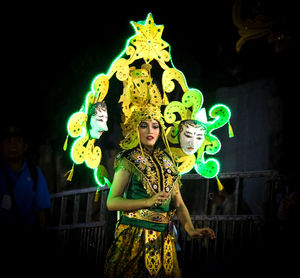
top-left (164, 92), bottom-right (233, 190)
top-left (118, 64), bottom-right (167, 150)
top-left (63, 82), bottom-right (111, 194)
top-left (64, 13), bottom-right (234, 193)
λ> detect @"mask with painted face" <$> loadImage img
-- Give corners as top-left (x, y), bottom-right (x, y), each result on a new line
top-left (179, 120), bottom-right (206, 155)
top-left (89, 102), bottom-right (108, 139)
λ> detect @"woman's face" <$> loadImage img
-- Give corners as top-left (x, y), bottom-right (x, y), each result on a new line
top-left (138, 119), bottom-right (160, 148)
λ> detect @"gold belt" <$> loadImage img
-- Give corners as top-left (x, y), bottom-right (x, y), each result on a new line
top-left (122, 209), bottom-right (177, 276)
top-left (122, 209), bottom-right (171, 224)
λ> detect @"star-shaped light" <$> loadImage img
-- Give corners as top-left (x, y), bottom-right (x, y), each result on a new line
top-left (130, 13), bottom-right (169, 64)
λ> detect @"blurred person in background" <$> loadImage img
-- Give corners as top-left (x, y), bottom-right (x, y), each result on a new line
top-left (0, 124), bottom-right (51, 268)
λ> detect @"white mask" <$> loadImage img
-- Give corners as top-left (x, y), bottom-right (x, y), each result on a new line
top-left (179, 122), bottom-right (206, 155)
top-left (89, 105), bottom-right (108, 139)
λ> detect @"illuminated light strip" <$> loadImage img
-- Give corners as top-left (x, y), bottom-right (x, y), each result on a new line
top-left (194, 157), bottom-right (221, 179)
top-left (64, 13), bottom-right (232, 186)
top-left (94, 168), bottom-right (111, 187)
top-left (64, 19), bottom-right (138, 187)
top-left (192, 104), bottom-right (231, 178)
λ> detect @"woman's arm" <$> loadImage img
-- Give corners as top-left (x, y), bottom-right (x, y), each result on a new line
top-left (174, 190), bottom-right (215, 239)
top-left (106, 167), bottom-right (169, 211)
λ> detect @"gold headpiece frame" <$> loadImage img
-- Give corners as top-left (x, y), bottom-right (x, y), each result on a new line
top-left (64, 13), bottom-right (233, 193)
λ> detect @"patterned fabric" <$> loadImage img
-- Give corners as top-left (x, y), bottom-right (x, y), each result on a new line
top-left (123, 209), bottom-right (170, 224)
top-left (104, 147), bottom-right (182, 277)
top-left (114, 147), bottom-right (181, 197)
top-left (104, 224), bottom-right (181, 278)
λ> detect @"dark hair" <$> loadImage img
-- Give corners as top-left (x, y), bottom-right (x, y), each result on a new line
top-left (178, 119), bottom-right (207, 134)
top-left (87, 101), bottom-right (107, 131)
top-left (88, 101), bottom-right (107, 116)
top-left (0, 124), bottom-right (27, 143)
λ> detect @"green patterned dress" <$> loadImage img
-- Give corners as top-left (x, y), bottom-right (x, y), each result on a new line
top-left (104, 147), bottom-right (182, 278)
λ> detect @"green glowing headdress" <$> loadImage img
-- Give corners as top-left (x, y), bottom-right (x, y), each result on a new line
top-left (64, 13), bottom-right (234, 193)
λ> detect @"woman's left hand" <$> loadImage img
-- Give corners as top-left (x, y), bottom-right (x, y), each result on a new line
top-left (187, 227), bottom-right (216, 239)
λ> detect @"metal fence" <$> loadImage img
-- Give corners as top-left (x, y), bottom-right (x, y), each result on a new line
top-left (48, 170), bottom-right (280, 274)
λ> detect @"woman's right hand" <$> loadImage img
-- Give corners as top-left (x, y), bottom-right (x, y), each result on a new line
top-left (147, 191), bottom-right (169, 207)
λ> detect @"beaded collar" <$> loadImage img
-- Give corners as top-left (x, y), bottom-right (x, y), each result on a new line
top-left (116, 147), bottom-right (179, 196)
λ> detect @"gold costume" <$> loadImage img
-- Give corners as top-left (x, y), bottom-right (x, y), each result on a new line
top-left (104, 147), bottom-right (182, 278)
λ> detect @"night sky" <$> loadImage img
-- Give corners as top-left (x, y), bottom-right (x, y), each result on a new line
top-left (2, 1), bottom-right (298, 153)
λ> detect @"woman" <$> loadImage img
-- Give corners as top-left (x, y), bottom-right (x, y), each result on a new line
top-left (104, 117), bottom-right (215, 278)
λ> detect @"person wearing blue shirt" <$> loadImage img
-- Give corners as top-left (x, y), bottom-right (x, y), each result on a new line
top-left (0, 124), bottom-right (51, 267)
